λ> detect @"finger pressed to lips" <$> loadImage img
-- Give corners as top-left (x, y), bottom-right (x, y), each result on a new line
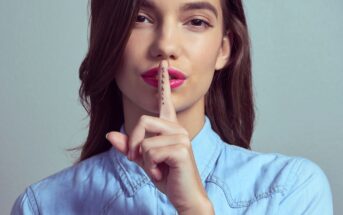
top-left (159, 60), bottom-right (177, 122)
top-left (128, 60), bottom-right (180, 160)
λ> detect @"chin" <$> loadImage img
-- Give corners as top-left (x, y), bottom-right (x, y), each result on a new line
top-left (138, 100), bottom-right (160, 116)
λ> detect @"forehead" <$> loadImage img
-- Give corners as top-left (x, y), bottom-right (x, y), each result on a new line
top-left (140, 0), bottom-right (223, 17)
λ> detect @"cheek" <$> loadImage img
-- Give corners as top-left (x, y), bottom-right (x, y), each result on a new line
top-left (186, 32), bottom-right (222, 66)
top-left (116, 32), bottom-right (150, 85)
top-left (124, 27), bottom-right (157, 66)
top-left (187, 37), bottom-right (221, 78)
top-left (127, 28), bottom-right (154, 51)
top-left (184, 36), bottom-right (221, 97)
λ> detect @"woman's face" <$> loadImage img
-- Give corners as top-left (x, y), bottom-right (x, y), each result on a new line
top-left (115, 0), bottom-right (231, 116)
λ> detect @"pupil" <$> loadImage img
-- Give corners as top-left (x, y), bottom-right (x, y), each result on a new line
top-left (192, 19), bottom-right (202, 25)
top-left (137, 15), bottom-right (145, 22)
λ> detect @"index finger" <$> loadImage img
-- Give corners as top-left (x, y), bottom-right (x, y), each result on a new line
top-left (158, 60), bottom-right (177, 122)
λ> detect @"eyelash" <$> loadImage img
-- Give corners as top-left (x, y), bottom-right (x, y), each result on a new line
top-left (135, 14), bottom-right (212, 29)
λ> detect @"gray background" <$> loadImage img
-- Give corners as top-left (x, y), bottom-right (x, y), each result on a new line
top-left (1, 0), bottom-right (342, 214)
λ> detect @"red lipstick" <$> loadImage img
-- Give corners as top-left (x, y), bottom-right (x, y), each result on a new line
top-left (141, 67), bottom-right (187, 89)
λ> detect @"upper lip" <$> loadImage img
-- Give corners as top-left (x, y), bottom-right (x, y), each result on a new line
top-left (141, 67), bottom-right (187, 80)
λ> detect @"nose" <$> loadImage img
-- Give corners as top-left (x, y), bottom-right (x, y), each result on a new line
top-left (149, 23), bottom-right (181, 61)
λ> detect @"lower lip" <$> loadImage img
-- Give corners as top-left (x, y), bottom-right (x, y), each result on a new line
top-left (142, 77), bottom-right (185, 89)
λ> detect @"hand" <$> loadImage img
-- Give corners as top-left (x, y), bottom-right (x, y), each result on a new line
top-left (106, 60), bottom-right (213, 213)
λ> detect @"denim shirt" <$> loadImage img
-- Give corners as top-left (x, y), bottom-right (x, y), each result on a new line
top-left (11, 116), bottom-right (333, 215)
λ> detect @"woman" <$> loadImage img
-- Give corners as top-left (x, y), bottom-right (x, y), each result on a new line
top-left (12, 0), bottom-right (333, 214)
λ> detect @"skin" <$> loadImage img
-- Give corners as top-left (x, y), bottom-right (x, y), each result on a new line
top-left (106, 0), bottom-right (231, 214)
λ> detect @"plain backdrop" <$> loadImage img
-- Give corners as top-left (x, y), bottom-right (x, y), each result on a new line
top-left (1, 0), bottom-right (342, 214)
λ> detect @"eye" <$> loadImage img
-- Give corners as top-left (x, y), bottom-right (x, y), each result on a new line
top-left (188, 18), bottom-right (212, 28)
top-left (136, 14), bottom-right (151, 23)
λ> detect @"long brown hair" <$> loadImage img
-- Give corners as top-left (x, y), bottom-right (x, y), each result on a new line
top-left (76, 0), bottom-right (254, 162)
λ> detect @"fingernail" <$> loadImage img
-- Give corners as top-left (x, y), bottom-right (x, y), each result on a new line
top-left (153, 174), bottom-right (161, 182)
top-left (128, 151), bottom-right (133, 160)
top-left (105, 133), bottom-right (109, 140)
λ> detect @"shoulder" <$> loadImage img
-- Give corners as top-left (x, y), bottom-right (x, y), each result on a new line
top-left (11, 149), bottom-right (123, 214)
top-left (206, 144), bottom-right (332, 212)
top-left (30, 149), bottom-right (119, 193)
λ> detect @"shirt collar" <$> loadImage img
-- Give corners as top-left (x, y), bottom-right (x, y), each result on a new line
top-left (109, 115), bottom-right (222, 196)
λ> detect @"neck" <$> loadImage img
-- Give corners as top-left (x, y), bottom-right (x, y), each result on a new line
top-left (121, 95), bottom-right (205, 140)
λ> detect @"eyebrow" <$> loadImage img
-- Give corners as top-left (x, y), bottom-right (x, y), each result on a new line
top-left (141, 1), bottom-right (218, 18)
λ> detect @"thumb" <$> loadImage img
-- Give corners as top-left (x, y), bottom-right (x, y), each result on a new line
top-left (106, 131), bottom-right (128, 155)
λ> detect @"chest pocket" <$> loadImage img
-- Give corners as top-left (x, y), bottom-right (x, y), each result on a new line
top-left (205, 175), bottom-right (286, 209)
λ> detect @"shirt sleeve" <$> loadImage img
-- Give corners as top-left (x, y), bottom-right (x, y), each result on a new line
top-left (278, 158), bottom-right (333, 215)
top-left (11, 188), bottom-right (38, 215)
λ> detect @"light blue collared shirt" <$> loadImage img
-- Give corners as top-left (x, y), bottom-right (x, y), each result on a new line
top-left (11, 116), bottom-right (333, 214)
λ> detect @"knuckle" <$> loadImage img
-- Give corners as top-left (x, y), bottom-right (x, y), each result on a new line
top-left (181, 128), bottom-right (189, 136)
top-left (177, 134), bottom-right (191, 147)
top-left (139, 115), bottom-right (148, 124)
top-left (176, 145), bottom-right (189, 161)
top-left (146, 147), bottom-right (156, 159)
top-left (145, 149), bottom-right (157, 167)
top-left (140, 139), bottom-right (149, 152)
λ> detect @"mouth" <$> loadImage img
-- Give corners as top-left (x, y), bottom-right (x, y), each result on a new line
top-left (141, 67), bottom-right (187, 89)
